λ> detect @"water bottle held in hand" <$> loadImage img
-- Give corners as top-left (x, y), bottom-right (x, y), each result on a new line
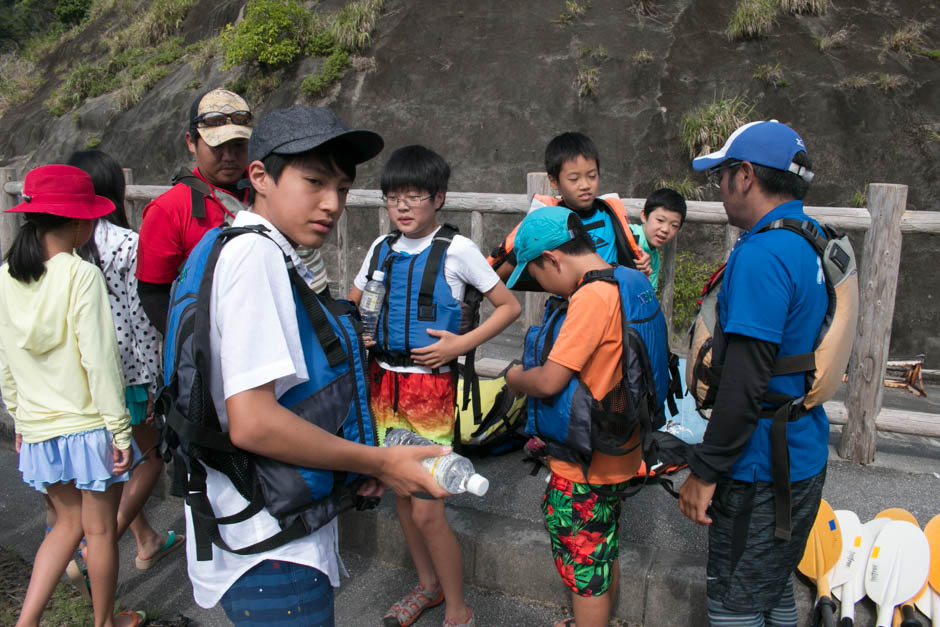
top-left (384, 428), bottom-right (489, 496)
top-left (359, 270), bottom-right (386, 342)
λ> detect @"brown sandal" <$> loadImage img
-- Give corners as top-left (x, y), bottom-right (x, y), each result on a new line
top-left (383, 582), bottom-right (444, 627)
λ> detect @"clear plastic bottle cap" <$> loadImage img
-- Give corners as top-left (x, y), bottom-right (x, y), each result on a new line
top-left (465, 474), bottom-right (489, 496)
top-left (372, 270), bottom-right (385, 281)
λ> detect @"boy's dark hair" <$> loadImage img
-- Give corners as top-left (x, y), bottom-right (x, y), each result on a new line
top-left (530, 213), bottom-right (596, 269)
top-left (727, 151), bottom-right (812, 200)
top-left (643, 188), bottom-right (687, 225)
top-left (250, 141), bottom-right (359, 203)
top-left (380, 145), bottom-right (451, 198)
top-left (5, 213), bottom-right (74, 283)
top-left (544, 132), bottom-right (601, 180)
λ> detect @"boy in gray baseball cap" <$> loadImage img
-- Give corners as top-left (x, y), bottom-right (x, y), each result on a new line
top-left (181, 106), bottom-right (452, 624)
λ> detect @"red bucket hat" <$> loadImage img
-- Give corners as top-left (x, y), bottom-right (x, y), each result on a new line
top-left (6, 164), bottom-right (115, 219)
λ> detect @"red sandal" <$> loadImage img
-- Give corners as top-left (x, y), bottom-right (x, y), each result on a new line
top-left (383, 582), bottom-right (444, 627)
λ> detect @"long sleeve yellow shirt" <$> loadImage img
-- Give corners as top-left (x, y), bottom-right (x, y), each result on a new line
top-left (0, 252), bottom-right (131, 449)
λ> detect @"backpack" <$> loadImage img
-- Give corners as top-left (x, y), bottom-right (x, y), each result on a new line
top-left (686, 218), bottom-right (858, 539)
top-left (523, 266), bottom-right (682, 496)
top-left (155, 224), bottom-right (377, 561)
top-left (453, 362), bottom-right (528, 457)
top-left (487, 194), bottom-right (643, 291)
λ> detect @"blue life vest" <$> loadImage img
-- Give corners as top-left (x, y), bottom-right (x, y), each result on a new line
top-left (366, 224), bottom-right (474, 368)
top-left (157, 224), bottom-right (377, 561)
top-left (523, 266), bottom-right (680, 479)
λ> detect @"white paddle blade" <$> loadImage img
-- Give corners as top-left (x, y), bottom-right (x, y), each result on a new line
top-left (831, 510), bottom-right (864, 590)
top-left (837, 516), bottom-right (888, 625)
top-left (864, 520), bottom-right (930, 627)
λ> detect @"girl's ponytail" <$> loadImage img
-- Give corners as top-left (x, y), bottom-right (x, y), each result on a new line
top-left (4, 213), bottom-right (73, 282)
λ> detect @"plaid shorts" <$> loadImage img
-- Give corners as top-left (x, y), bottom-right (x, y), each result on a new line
top-left (542, 474), bottom-right (629, 597)
top-left (219, 560), bottom-right (334, 626)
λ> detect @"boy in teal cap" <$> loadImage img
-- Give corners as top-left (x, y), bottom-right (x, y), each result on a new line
top-left (506, 205), bottom-right (670, 627)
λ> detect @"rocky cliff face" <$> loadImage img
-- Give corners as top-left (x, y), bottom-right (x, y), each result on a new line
top-left (0, 0), bottom-right (937, 364)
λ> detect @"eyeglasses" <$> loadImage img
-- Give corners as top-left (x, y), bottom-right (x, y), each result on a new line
top-left (706, 161), bottom-right (742, 188)
top-left (195, 110), bottom-right (252, 128)
top-left (382, 193), bottom-right (433, 208)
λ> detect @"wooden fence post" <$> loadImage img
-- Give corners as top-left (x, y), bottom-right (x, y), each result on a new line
top-left (0, 167), bottom-right (20, 258)
top-left (840, 184), bottom-right (908, 463)
top-left (723, 224), bottom-right (741, 257)
top-left (122, 168), bottom-right (143, 231)
top-left (524, 173), bottom-right (552, 329)
top-left (659, 233), bottom-right (678, 344)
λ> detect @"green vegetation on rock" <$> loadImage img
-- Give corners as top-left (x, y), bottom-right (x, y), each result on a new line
top-left (655, 175), bottom-right (708, 202)
top-left (220, 0), bottom-right (314, 69)
top-left (672, 251), bottom-right (713, 337)
top-left (726, 0), bottom-right (778, 40)
top-left (576, 65), bottom-right (599, 99)
top-left (301, 49), bottom-right (351, 98)
top-left (330, 0), bottom-right (385, 52)
top-left (680, 95), bottom-right (756, 158)
top-left (753, 62), bottom-right (788, 87)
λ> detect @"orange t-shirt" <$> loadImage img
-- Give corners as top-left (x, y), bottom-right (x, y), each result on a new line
top-left (545, 278), bottom-right (641, 485)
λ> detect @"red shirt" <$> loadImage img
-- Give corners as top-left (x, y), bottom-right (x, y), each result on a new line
top-left (136, 168), bottom-right (245, 283)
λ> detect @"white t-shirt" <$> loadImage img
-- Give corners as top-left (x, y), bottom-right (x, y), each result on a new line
top-left (353, 226), bottom-right (500, 374)
top-left (184, 210), bottom-right (345, 609)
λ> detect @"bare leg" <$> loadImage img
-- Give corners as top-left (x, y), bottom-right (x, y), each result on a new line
top-left (115, 423), bottom-right (163, 559)
top-left (394, 494), bottom-right (440, 592)
top-left (81, 483), bottom-right (123, 627)
top-left (566, 561), bottom-right (619, 627)
top-left (17, 483), bottom-right (84, 627)
top-left (410, 498), bottom-right (469, 623)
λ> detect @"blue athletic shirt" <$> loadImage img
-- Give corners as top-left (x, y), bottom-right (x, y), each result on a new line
top-left (574, 202), bottom-right (617, 264)
top-left (718, 200), bottom-right (829, 483)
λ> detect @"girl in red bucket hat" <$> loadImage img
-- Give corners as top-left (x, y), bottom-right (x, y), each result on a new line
top-left (1, 164), bottom-right (146, 626)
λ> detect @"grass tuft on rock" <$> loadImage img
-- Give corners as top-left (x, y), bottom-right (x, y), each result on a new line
top-left (727, 0), bottom-right (778, 40)
top-left (779, 0), bottom-right (826, 15)
top-left (753, 62), bottom-right (788, 87)
top-left (575, 65), bottom-right (600, 99)
top-left (680, 96), bottom-right (756, 158)
top-left (815, 26), bottom-right (851, 52)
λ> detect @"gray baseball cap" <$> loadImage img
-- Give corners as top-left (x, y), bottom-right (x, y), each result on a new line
top-left (248, 105), bottom-right (384, 164)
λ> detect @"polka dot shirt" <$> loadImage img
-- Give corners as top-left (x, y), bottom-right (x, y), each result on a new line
top-left (94, 221), bottom-right (162, 393)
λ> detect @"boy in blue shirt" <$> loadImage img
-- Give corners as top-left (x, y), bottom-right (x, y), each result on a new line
top-left (490, 132), bottom-right (650, 289)
top-left (678, 121), bottom-right (827, 627)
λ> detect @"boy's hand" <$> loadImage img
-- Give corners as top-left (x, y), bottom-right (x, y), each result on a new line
top-left (112, 445), bottom-right (133, 474)
top-left (410, 329), bottom-right (466, 369)
top-left (678, 473), bottom-right (715, 525)
top-left (635, 249), bottom-right (652, 276)
top-left (361, 335), bottom-right (377, 348)
top-left (356, 477), bottom-right (384, 498)
top-left (378, 445), bottom-right (452, 498)
top-left (14, 433), bottom-right (22, 453)
top-left (504, 364), bottom-right (525, 397)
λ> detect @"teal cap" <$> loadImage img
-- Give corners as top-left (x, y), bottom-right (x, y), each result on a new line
top-left (505, 206), bottom-right (577, 289)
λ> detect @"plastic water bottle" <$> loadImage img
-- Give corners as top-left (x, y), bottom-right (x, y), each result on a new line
top-left (359, 270), bottom-right (386, 342)
top-left (384, 428), bottom-right (489, 496)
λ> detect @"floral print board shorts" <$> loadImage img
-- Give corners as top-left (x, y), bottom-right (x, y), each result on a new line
top-left (369, 361), bottom-right (456, 446)
top-left (542, 473), bottom-right (630, 597)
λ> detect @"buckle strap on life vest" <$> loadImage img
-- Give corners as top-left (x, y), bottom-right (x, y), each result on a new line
top-left (417, 224), bottom-right (458, 320)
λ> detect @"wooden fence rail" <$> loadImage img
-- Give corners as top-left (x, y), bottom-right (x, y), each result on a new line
top-left (1, 167), bottom-right (938, 463)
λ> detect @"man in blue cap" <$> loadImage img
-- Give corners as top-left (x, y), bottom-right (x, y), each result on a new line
top-left (678, 120), bottom-right (827, 626)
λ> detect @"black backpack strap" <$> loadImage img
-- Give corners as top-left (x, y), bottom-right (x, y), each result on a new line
top-left (459, 286), bottom-right (485, 422)
top-left (757, 218), bottom-right (829, 256)
top-left (366, 231), bottom-right (400, 279)
top-left (287, 266), bottom-right (346, 368)
top-left (416, 224), bottom-right (458, 321)
top-left (185, 459), bottom-right (306, 561)
top-left (597, 198), bottom-right (638, 269)
top-left (173, 168), bottom-right (212, 219)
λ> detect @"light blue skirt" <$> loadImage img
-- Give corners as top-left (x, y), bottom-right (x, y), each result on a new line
top-left (19, 427), bottom-right (138, 493)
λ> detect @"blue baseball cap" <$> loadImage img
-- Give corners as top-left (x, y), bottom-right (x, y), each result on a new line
top-left (691, 120), bottom-right (814, 182)
top-left (505, 206), bottom-right (578, 289)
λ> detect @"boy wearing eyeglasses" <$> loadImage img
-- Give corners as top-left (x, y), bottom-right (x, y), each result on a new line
top-left (348, 145), bottom-right (520, 627)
